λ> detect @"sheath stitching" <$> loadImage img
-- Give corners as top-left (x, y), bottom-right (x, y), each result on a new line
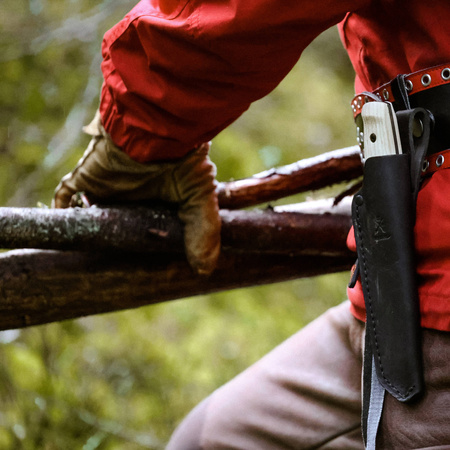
top-left (355, 203), bottom-right (414, 399)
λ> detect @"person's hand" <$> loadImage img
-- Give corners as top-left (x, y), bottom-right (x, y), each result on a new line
top-left (53, 112), bottom-right (221, 275)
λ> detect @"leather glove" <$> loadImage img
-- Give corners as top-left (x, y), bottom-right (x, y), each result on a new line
top-left (53, 112), bottom-right (221, 275)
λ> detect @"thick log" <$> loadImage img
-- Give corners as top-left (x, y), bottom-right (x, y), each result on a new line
top-left (0, 204), bottom-right (352, 256)
top-left (0, 249), bottom-right (354, 330)
top-left (217, 146), bottom-right (362, 209)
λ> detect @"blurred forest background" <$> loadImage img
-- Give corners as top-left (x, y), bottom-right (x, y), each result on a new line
top-left (1, 1), bottom-right (358, 448)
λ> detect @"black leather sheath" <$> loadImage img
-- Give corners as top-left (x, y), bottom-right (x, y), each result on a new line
top-left (352, 154), bottom-right (424, 402)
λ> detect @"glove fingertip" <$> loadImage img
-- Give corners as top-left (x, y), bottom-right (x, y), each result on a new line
top-left (186, 240), bottom-right (221, 277)
top-left (52, 189), bottom-right (73, 209)
top-left (52, 196), bottom-right (65, 209)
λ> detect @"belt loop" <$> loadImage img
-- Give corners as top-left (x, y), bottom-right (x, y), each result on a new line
top-left (391, 75), bottom-right (411, 110)
top-left (396, 108), bottom-right (433, 204)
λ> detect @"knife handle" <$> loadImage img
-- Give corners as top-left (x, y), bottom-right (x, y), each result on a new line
top-left (361, 102), bottom-right (403, 160)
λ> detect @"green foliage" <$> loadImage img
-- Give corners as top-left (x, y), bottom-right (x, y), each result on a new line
top-left (0, 1), bottom-right (357, 447)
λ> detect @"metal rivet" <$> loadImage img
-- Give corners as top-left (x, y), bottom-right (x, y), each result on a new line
top-left (356, 126), bottom-right (364, 146)
top-left (422, 160), bottom-right (429, 172)
top-left (355, 195), bottom-right (364, 206)
top-left (405, 79), bottom-right (413, 92)
top-left (441, 68), bottom-right (450, 81)
top-left (421, 74), bottom-right (432, 87)
top-left (382, 89), bottom-right (389, 100)
top-left (436, 154), bottom-right (445, 167)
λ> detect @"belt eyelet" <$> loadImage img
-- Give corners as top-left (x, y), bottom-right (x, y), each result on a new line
top-left (405, 79), bottom-right (414, 92)
top-left (436, 154), bottom-right (445, 167)
top-left (421, 74), bottom-right (432, 87)
top-left (441, 68), bottom-right (450, 81)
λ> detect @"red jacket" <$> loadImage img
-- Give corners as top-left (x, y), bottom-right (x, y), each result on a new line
top-left (99, 0), bottom-right (450, 163)
top-left (99, 0), bottom-right (450, 331)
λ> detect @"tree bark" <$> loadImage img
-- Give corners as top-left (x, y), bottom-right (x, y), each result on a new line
top-left (0, 146), bottom-right (360, 254)
top-left (0, 201), bottom-right (355, 330)
top-left (0, 204), bottom-right (352, 256)
top-left (0, 249), bottom-right (354, 331)
top-left (216, 146), bottom-right (362, 209)
top-left (0, 146), bottom-right (362, 330)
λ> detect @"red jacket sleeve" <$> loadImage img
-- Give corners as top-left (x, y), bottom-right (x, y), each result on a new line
top-left (100, 0), bottom-right (368, 162)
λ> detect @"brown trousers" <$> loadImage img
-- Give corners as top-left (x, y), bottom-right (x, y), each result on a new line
top-left (167, 302), bottom-right (450, 449)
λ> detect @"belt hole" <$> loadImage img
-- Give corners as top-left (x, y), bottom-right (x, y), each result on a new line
top-left (442, 68), bottom-right (450, 81)
top-left (405, 79), bottom-right (413, 92)
top-left (421, 74), bottom-right (432, 87)
top-left (382, 89), bottom-right (389, 100)
top-left (422, 160), bottom-right (429, 172)
top-left (436, 154), bottom-right (445, 167)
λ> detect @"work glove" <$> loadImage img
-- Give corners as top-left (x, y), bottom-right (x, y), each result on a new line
top-left (53, 112), bottom-right (221, 275)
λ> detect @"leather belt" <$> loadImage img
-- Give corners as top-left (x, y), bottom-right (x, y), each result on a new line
top-left (422, 148), bottom-right (450, 177)
top-left (352, 62), bottom-right (450, 157)
top-left (351, 62), bottom-right (450, 118)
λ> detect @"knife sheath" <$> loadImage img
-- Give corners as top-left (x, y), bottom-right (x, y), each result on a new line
top-left (352, 153), bottom-right (423, 402)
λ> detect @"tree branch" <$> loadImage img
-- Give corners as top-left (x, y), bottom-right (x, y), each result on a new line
top-left (217, 146), bottom-right (362, 209)
top-left (0, 203), bottom-right (352, 256)
top-left (0, 146), bottom-right (361, 330)
top-left (0, 249), bottom-right (354, 331)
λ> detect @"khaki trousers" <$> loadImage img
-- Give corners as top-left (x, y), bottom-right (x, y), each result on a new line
top-left (168, 302), bottom-right (365, 449)
top-left (167, 301), bottom-right (450, 449)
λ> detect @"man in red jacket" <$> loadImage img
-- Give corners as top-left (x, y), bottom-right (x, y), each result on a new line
top-left (54, 0), bottom-right (450, 447)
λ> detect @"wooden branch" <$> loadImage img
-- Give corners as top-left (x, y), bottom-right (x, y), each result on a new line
top-left (0, 200), bottom-right (354, 330)
top-left (217, 146), bottom-right (362, 209)
top-left (220, 208), bottom-right (351, 256)
top-left (0, 203), bottom-right (352, 256)
top-left (0, 249), bottom-right (354, 330)
top-left (0, 146), bottom-right (362, 330)
top-left (0, 146), bottom-right (361, 254)
top-left (0, 206), bottom-right (183, 254)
